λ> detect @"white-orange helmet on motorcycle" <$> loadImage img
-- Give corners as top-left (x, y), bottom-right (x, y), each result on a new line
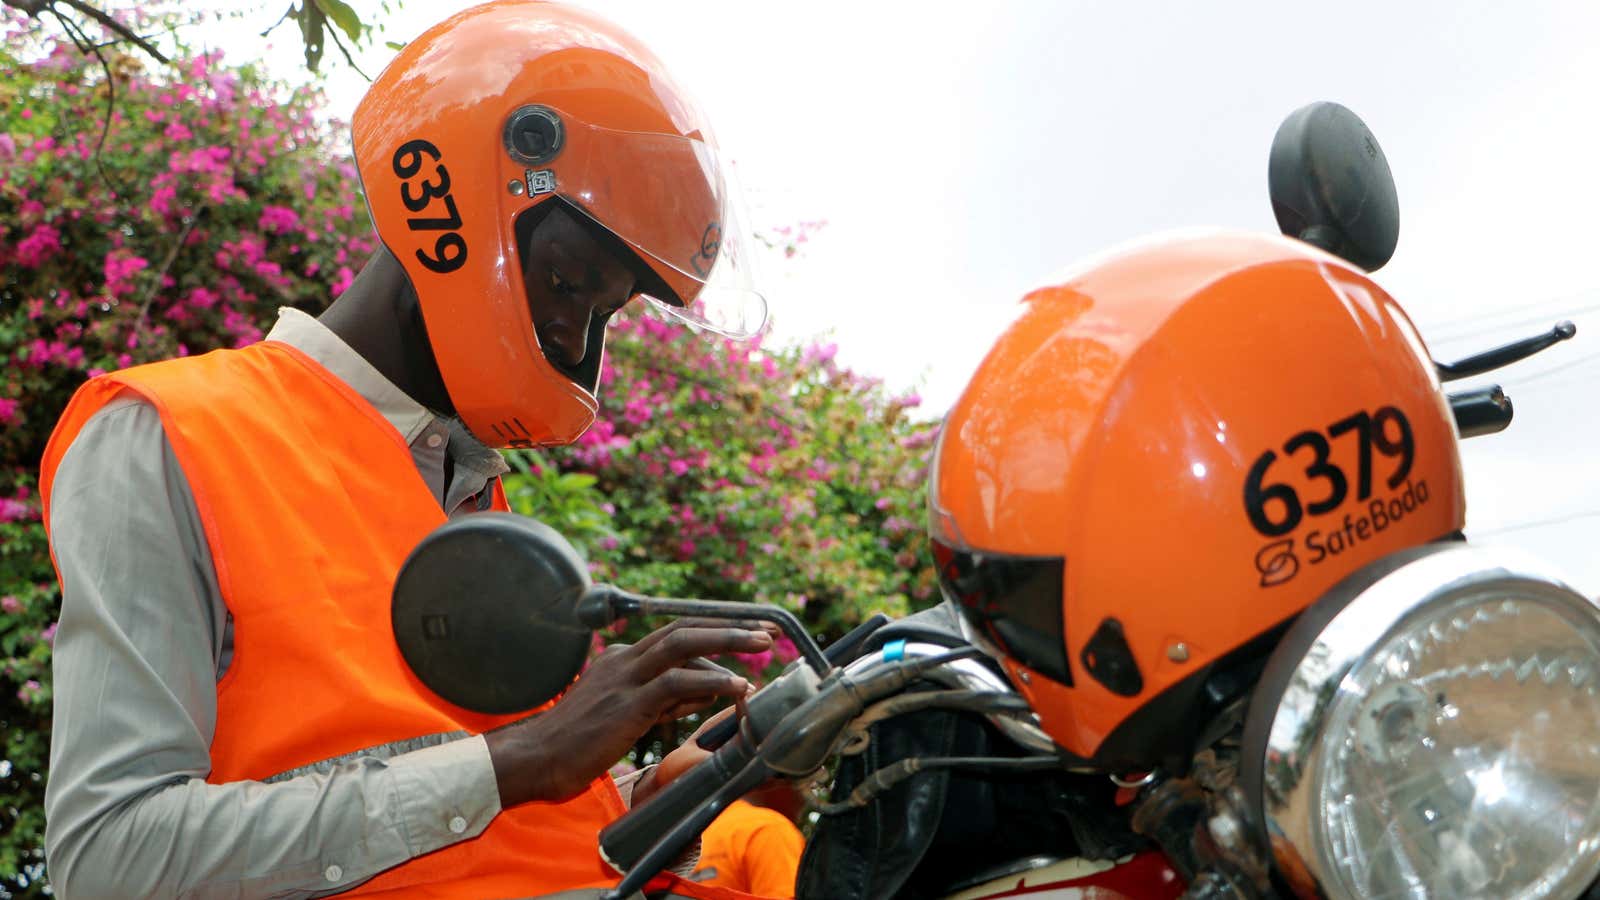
top-left (353, 0), bottom-right (764, 448)
top-left (928, 231), bottom-right (1465, 769)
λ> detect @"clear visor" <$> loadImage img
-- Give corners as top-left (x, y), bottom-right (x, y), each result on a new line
top-left (550, 116), bottom-right (767, 339)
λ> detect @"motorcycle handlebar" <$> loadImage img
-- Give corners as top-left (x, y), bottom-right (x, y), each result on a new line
top-left (597, 639), bottom-right (1056, 893)
top-left (1448, 385), bottom-right (1513, 438)
top-left (696, 613), bottom-right (891, 752)
top-left (599, 730), bottom-right (758, 876)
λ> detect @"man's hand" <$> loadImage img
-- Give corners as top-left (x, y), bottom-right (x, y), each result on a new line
top-left (484, 619), bottom-right (771, 807)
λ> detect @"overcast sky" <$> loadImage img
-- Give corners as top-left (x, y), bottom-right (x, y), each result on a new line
top-left (230, 1), bottom-right (1600, 590)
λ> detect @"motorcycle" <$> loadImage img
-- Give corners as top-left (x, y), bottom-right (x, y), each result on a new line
top-left (389, 102), bottom-right (1600, 900)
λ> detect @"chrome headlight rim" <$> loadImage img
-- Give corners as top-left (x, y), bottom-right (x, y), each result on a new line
top-left (1239, 541), bottom-right (1600, 900)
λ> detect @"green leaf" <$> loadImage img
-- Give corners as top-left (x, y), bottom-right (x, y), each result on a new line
top-left (385, 40), bottom-right (407, 51)
top-left (298, 2), bottom-right (327, 71)
top-left (315, 0), bottom-right (365, 45)
top-left (560, 473), bottom-right (599, 491)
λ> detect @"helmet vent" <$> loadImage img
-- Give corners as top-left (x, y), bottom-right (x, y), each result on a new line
top-left (1081, 618), bottom-right (1144, 697)
top-left (504, 105), bottom-right (565, 166)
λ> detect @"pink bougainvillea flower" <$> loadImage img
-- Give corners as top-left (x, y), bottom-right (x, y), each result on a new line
top-left (258, 205), bottom-right (302, 234)
top-left (102, 251), bottom-right (150, 297)
top-left (15, 225), bottom-right (61, 268)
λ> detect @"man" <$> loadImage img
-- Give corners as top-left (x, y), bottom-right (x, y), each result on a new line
top-left (40, 2), bottom-right (773, 896)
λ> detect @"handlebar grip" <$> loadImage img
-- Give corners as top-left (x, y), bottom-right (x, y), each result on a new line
top-left (697, 612), bottom-right (891, 751)
top-left (1449, 385), bottom-right (1513, 438)
top-left (600, 733), bottom-right (757, 874)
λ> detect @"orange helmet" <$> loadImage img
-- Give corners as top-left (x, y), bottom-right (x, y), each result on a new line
top-left (928, 231), bottom-right (1465, 770)
top-left (352, 0), bottom-right (763, 448)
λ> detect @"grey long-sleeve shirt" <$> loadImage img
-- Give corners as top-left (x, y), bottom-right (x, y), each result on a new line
top-left (42, 308), bottom-right (643, 898)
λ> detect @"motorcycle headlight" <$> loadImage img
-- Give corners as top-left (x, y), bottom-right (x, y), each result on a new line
top-left (1242, 544), bottom-right (1600, 900)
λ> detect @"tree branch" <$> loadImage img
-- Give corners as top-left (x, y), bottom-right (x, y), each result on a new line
top-left (135, 210), bottom-right (203, 341)
top-left (320, 9), bottom-right (370, 81)
top-left (51, 0), bottom-right (169, 64)
top-left (46, 7), bottom-right (127, 198)
top-left (259, 2), bottom-right (295, 38)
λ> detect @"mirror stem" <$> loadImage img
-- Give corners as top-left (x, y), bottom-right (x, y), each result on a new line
top-left (579, 585), bottom-right (832, 676)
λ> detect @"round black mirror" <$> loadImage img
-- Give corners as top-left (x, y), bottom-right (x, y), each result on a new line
top-left (1269, 101), bottom-right (1400, 272)
top-left (392, 513), bottom-right (593, 714)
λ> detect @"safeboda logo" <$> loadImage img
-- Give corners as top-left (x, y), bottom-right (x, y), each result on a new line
top-left (1242, 404), bottom-right (1432, 589)
top-left (1253, 480), bottom-right (1432, 588)
top-left (1255, 539), bottom-right (1299, 587)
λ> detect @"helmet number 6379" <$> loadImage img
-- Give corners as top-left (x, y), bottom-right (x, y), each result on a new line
top-left (1243, 406), bottom-right (1416, 538)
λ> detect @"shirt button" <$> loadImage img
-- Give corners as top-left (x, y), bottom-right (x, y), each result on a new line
top-left (324, 864), bottom-right (343, 882)
top-left (426, 433), bottom-right (444, 448)
top-left (449, 815), bottom-right (468, 834)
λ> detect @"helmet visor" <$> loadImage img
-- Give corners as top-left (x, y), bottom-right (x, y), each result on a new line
top-left (532, 112), bottom-right (767, 339)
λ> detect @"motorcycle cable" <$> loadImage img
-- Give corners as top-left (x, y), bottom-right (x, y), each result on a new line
top-left (815, 755), bottom-right (1076, 815)
top-left (836, 689), bottom-right (1035, 756)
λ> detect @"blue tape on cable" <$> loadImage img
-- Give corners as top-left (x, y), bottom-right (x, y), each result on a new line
top-left (883, 639), bottom-right (907, 662)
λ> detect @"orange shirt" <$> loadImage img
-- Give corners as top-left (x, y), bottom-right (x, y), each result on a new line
top-left (694, 799), bottom-right (805, 898)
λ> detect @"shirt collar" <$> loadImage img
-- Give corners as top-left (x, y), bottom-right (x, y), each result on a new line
top-left (264, 307), bottom-right (509, 478)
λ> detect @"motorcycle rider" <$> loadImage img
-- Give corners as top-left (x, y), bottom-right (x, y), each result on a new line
top-left (40, 2), bottom-right (772, 896)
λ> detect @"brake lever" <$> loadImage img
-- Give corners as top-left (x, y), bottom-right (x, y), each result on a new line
top-left (697, 612), bottom-right (891, 751)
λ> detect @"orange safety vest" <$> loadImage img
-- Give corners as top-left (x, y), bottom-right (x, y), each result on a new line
top-left (41, 340), bottom-right (759, 900)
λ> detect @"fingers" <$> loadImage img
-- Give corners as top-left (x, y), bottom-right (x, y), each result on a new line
top-left (631, 616), bottom-right (780, 654)
top-left (643, 667), bottom-right (748, 712)
top-left (657, 696), bottom-right (718, 723)
top-left (634, 626), bottom-right (771, 680)
top-left (683, 656), bottom-right (737, 678)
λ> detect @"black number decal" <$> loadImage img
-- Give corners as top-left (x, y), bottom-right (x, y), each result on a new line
top-left (401, 164), bottom-right (452, 212)
top-left (406, 194), bottom-right (463, 231)
top-left (416, 232), bottom-right (468, 273)
top-left (392, 139), bottom-right (441, 179)
top-left (1244, 451), bottom-right (1303, 537)
top-left (1284, 430), bottom-right (1347, 515)
top-left (392, 138), bottom-right (469, 274)
top-left (1328, 411), bottom-right (1374, 499)
top-left (1244, 406), bottom-right (1417, 537)
top-left (1373, 406), bottom-right (1414, 489)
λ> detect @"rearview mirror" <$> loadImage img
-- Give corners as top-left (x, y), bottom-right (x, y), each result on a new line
top-left (391, 513), bottom-right (593, 714)
top-left (1269, 101), bottom-right (1400, 272)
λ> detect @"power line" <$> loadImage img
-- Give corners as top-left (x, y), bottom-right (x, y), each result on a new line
top-left (1421, 292), bottom-right (1600, 345)
top-left (1472, 508), bottom-right (1600, 538)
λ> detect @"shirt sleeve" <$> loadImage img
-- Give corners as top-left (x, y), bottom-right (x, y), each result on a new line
top-left (42, 396), bottom-right (503, 899)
